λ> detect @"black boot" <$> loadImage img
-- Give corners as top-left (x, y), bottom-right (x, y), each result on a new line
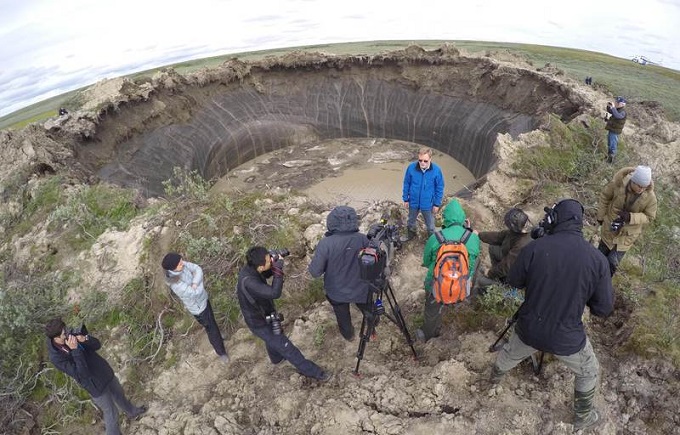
top-left (573, 387), bottom-right (599, 432)
top-left (606, 153), bottom-right (615, 164)
top-left (489, 365), bottom-right (506, 384)
top-left (401, 228), bottom-right (417, 242)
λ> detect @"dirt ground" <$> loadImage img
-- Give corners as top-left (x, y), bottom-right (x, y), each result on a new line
top-left (1, 45), bottom-right (680, 435)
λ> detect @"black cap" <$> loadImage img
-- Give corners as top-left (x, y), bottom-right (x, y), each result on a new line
top-left (162, 253), bottom-right (182, 271)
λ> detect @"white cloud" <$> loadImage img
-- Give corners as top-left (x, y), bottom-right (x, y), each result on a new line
top-left (1, 0), bottom-right (678, 117)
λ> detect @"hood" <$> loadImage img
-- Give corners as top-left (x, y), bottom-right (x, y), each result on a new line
top-left (616, 167), bottom-right (655, 192)
top-left (165, 269), bottom-right (182, 282)
top-left (442, 200), bottom-right (466, 228)
top-left (326, 206), bottom-right (359, 235)
top-left (550, 199), bottom-right (584, 234)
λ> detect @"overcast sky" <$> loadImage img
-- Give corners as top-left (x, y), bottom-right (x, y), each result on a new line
top-left (1, 0), bottom-right (679, 117)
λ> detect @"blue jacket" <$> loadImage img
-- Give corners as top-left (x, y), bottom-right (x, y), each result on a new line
top-left (402, 162), bottom-right (444, 210)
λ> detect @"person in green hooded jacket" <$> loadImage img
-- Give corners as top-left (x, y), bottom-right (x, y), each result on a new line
top-left (416, 199), bottom-right (481, 342)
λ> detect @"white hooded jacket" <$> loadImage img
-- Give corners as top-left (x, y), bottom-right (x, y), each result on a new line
top-left (165, 261), bottom-right (208, 315)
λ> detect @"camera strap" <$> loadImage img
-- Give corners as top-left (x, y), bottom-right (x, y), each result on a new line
top-left (237, 276), bottom-right (270, 318)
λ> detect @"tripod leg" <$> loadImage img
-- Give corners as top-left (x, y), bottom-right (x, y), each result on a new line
top-left (383, 281), bottom-right (418, 359)
top-left (353, 302), bottom-right (380, 375)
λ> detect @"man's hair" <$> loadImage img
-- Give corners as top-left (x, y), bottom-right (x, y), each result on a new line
top-left (418, 147), bottom-right (433, 157)
top-left (45, 318), bottom-right (65, 338)
top-left (246, 246), bottom-right (269, 267)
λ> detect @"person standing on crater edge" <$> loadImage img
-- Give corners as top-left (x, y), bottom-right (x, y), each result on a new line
top-left (402, 147), bottom-right (444, 240)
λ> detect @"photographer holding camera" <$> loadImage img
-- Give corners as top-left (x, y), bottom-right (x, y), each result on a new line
top-left (604, 96), bottom-right (627, 163)
top-left (596, 165), bottom-right (657, 277)
top-left (237, 246), bottom-right (332, 382)
top-left (45, 318), bottom-right (146, 434)
top-left (308, 206), bottom-right (371, 341)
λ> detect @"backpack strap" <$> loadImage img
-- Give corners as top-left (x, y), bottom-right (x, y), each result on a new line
top-left (459, 228), bottom-right (472, 244)
top-left (434, 230), bottom-right (447, 244)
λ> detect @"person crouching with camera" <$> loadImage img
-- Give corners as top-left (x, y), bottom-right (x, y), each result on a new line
top-left (45, 318), bottom-right (147, 434)
top-left (236, 246), bottom-right (332, 382)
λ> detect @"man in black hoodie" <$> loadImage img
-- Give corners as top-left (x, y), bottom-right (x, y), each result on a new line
top-left (237, 246), bottom-right (332, 382)
top-left (309, 206), bottom-right (371, 341)
top-left (489, 199), bottom-right (613, 432)
top-left (45, 318), bottom-right (146, 435)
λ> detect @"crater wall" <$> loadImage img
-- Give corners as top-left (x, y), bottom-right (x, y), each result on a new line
top-left (86, 51), bottom-right (584, 196)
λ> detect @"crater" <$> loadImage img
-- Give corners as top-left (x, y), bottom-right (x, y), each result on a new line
top-left (73, 47), bottom-right (585, 196)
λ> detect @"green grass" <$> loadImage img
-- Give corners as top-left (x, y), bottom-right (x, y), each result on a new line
top-left (3, 40), bottom-right (679, 130)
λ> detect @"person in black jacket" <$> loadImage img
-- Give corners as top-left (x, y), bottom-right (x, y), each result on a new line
top-left (489, 199), bottom-right (613, 432)
top-left (308, 206), bottom-right (371, 341)
top-left (236, 246), bottom-right (332, 382)
top-left (45, 318), bottom-right (146, 435)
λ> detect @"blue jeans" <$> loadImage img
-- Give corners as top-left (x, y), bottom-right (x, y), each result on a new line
top-left (607, 131), bottom-right (619, 155)
top-left (407, 207), bottom-right (435, 234)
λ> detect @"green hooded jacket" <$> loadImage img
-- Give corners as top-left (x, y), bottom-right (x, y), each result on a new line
top-left (422, 199), bottom-right (481, 286)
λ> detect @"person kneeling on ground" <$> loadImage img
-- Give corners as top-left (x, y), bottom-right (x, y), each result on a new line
top-left (308, 206), bottom-right (372, 341)
top-left (489, 199), bottom-right (613, 432)
top-left (416, 199), bottom-right (480, 342)
top-left (474, 207), bottom-right (532, 293)
top-left (237, 246), bottom-right (332, 382)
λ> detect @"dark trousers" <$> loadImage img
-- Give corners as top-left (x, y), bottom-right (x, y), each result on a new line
top-left (251, 326), bottom-right (324, 379)
top-left (91, 376), bottom-right (143, 435)
top-left (327, 297), bottom-right (371, 340)
top-left (422, 291), bottom-right (443, 340)
top-left (193, 300), bottom-right (227, 356)
top-left (598, 241), bottom-right (626, 277)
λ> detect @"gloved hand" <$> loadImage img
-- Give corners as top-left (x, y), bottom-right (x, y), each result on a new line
top-left (271, 258), bottom-right (285, 277)
top-left (618, 211), bottom-right (631, 223)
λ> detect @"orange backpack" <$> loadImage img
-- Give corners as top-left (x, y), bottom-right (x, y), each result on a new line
top-left (432, 229), bottom-right (472, 304)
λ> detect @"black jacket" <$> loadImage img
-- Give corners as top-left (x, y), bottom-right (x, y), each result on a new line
top-left (47, 335), bottom-right (115, 398)
top-left (308, 206), bottom-right (370, 303)
top-left (237, 260), bottom-right (284, 330)
top-left (508, 203), bottom-right (613, 355)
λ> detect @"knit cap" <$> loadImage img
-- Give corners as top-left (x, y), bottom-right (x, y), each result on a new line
top-left (630, 165), bottom-right (652, 187)
top-left (162, 253), bottom-right (182, 270)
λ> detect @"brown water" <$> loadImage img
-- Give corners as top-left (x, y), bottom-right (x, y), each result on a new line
top-left (212, 138), bottom-right (475, 208)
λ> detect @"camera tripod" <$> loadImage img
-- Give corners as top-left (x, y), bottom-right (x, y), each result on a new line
top-left (353, 276), bottom-right (418, 376)
top-left (488, 313), bottom-right (544, 375)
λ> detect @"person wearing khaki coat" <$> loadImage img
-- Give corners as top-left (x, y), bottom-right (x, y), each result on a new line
top-left (596, 165), bottom-right (657, 276)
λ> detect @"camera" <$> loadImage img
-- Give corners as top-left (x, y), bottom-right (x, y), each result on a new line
top-left (531, 220), bottom-right (547, 239)
top-left (610, 217), bottom-right (625, 233)
top-left (269, 248), bottom-right (290, 261)
top-left (67, 324), bottom-right (88, 338)
top-left (265, 311), bottom-right (284, 335)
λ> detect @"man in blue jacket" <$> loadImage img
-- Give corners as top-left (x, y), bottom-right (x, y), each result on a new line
top-left (489, 199), bottom-right (613, 432)
top-left (46, 318), bottom-right (146, 434)
top-left (402, 148), bottom-right (445, 239)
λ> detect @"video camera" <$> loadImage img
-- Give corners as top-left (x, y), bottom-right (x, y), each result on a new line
top-left (269, 248), bottom-right (290, 261)
top-left (358, 214), bottom-right (402, 282)
top-left (67, 324), bottom-right (88, 338)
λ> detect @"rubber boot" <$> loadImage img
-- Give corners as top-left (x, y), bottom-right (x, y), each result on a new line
top-left (573, 387), bottom-right (599, 432)
top-left (489, 364), bottom-right (506, 384)
top-left (606, 153), bottom-right (615, 164)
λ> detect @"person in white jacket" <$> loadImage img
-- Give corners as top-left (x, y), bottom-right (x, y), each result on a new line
top-left (162, 252), bottom-right (229, 362)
